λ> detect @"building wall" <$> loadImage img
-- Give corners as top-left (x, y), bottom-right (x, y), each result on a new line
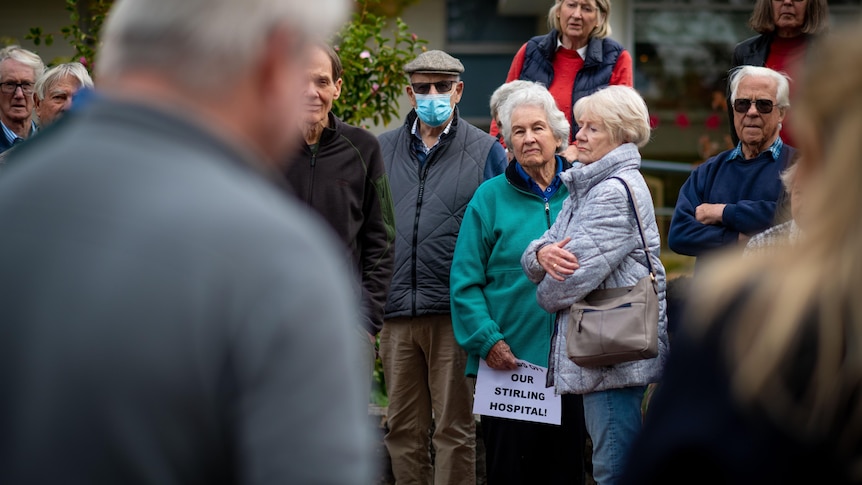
top-left (5, 0), bottom-right (859, 162)
top-left (1, 0), bottom-right (76, 63)
top-left (371, 0), bottom-right (633, 135)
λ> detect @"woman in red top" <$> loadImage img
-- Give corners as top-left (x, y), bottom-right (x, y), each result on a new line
top-left (490, 0), bottom-right (633, 162)
top-left (730, 0), bottom-right (830, 147)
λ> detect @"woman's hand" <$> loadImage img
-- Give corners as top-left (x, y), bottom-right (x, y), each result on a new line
top-left (485, 340), bottom-right (518, 370)
top-left (537, 237), bottom-right (579, 281)
top-left (562, 143), bottom-right (579, 163)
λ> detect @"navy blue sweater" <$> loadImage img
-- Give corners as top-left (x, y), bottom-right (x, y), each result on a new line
top-left (668, 141), bottom-right (794, 258)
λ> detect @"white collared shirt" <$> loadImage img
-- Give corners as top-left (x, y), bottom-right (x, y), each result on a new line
top-left (556, 37), bottom-right (589, 59)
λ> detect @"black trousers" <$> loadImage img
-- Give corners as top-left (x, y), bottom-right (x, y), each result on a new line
top-left (481, 394), bottom-right (586, 485)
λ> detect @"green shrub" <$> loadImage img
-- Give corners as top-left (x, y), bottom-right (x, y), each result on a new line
top-left (332, 0), bottom-right (426, 128)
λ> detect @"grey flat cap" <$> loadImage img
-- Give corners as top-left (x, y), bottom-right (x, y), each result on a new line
top-left (404, 50), bottom-right (465, 75)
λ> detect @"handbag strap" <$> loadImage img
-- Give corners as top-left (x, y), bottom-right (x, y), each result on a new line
top-left (609, 176), bottom-right (656, 278)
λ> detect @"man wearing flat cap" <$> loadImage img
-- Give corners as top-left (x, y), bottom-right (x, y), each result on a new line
top-left (378, 49), bottom-right (507, 485)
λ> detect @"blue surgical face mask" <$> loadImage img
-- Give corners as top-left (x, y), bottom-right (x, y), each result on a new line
top-left (414, 93), bottom-right (453, 127)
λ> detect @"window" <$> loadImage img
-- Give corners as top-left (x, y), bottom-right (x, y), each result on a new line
top-left (446, 0), bottom-right (539, 126)
top-left (632, 0), bottom-right (861, 162)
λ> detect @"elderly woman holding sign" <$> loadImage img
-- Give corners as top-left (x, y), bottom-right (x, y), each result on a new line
top-left (521, 85), bottom-right (668, 485)
top-left (451, 82), bottom-right (586, 484)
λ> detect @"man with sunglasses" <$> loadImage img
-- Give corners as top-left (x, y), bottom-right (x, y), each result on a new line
top-left (0, 46), bottom-right (44, 154)
top-left (378, 50), bottom-right (506, 485)
top-left (669, 65), bottom-right (796, 265)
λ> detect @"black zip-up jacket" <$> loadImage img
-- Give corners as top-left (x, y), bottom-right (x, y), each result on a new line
top-left (284, 112), bottom-right (395, 335)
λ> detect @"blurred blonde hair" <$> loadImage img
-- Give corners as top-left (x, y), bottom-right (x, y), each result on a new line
top-left (690, 23), bottom-right (862, 476)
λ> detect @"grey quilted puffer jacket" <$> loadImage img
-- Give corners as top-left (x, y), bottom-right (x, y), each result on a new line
top-left (521, 143), bottom-right (668, 395)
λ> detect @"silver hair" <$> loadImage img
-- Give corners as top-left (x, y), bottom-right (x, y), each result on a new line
top-left (497, 82), bottom-right (570, 151)
top-left (489, 80), bottom-right (537, 120)
top-left (729, 65), bottom-right (791, 108)
top-left (97, 0), bottom-right (350, 89)
top-left (573, 85), bottom-right (651, 147)
top-left (35, 62), bottom-right (93, 100)
top-left (0, 45), bottom-right (45, 80)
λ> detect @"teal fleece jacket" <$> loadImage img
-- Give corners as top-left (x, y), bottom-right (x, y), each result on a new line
top-left (451, 157), bottom-right (569, 376)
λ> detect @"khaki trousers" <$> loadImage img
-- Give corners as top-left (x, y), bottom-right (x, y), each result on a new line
top-left (379, 315), bottom-right (476, 485)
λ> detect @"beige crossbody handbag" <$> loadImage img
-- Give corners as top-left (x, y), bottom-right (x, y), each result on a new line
top-left (566, 177), bottom-right (659, 368)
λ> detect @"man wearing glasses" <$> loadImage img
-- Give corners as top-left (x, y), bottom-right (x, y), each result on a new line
top-left (0, 46), bottom-right (44, 154)
top-left (378, 50), bottom-right (506, 485)
top-left (669, 65), bottom-right (796, 265)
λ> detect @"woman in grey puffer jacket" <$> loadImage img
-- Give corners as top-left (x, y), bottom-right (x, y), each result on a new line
top-left (521, 86), bottom-right (668, 485)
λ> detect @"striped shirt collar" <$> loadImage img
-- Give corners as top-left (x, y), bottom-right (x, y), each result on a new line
top-left (1, 119), bottom-right (37, 146)
top-left (411, 116), bottom-right (453, 155)
top-left (728, 136), bottom-right (783, 162)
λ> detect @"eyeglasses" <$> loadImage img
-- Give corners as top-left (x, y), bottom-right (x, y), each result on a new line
top-left (411, 80), bottom-right (456, 95)
top-left (733, 98), bottom-right (775, 114)
top-left (0, 82), bottom-right (35, 95)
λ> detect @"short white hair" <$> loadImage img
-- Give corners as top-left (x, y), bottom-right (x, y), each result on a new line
top-left (97, 0), bottom-right (350, 89)
top-left (489, 80), bottom-right (537, 120)
top-left (497, 82), bottom-right (569, 151)
top-left (730, 65), bottom-right (791, 108)
top-left (0, 45), bottom-right (45, 80)
top-left (35, 62), bottom-right (93, 100)
top-left (573, 86), bottom-right (652, 147)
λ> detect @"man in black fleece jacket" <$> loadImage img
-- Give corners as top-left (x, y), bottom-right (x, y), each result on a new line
top-left (283, 42), bottom-right (395, 402)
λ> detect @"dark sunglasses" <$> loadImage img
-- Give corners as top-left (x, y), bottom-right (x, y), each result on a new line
top-left (733, 98), bottom-right (775, 114)
top-left (411, 80), bottom-right (456, 95)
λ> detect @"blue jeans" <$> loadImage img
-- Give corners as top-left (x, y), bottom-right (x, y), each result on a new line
top-left (583, 386), bottom-right (646, 485)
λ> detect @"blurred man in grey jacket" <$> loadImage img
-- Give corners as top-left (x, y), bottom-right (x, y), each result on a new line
top-left (0, 0), bottom-right (372, 484)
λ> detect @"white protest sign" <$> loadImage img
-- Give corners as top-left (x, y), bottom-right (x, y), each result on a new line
top-left (473, 358), bottom-right (561, 425)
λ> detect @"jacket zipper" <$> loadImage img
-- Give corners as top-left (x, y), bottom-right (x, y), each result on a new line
top-left (306, 148), bottom-right (317, 203)
top-left (507, 179), bottom-right (560, 384)
top-left (411, 159), bottom-right (434, 316)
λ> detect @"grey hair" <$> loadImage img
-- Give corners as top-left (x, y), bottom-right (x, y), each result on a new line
top-left (497, 82), bottom-right (569, 151)
top-left (489, 80), bottom-right (537, 120)
top-left (573, 85), bottom-right (651, 147)
top-left (35, 62), bottom-right (93, 100)
top-left (730, 65), bottom-right (791, 109)
top-left (0, 45), bottom-right (45, 80)
top-left (97, 0), bottom-right (350, 90)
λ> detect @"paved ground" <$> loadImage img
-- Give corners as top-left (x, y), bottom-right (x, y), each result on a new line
top-left (369, 405), bottom-right (596, 485)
